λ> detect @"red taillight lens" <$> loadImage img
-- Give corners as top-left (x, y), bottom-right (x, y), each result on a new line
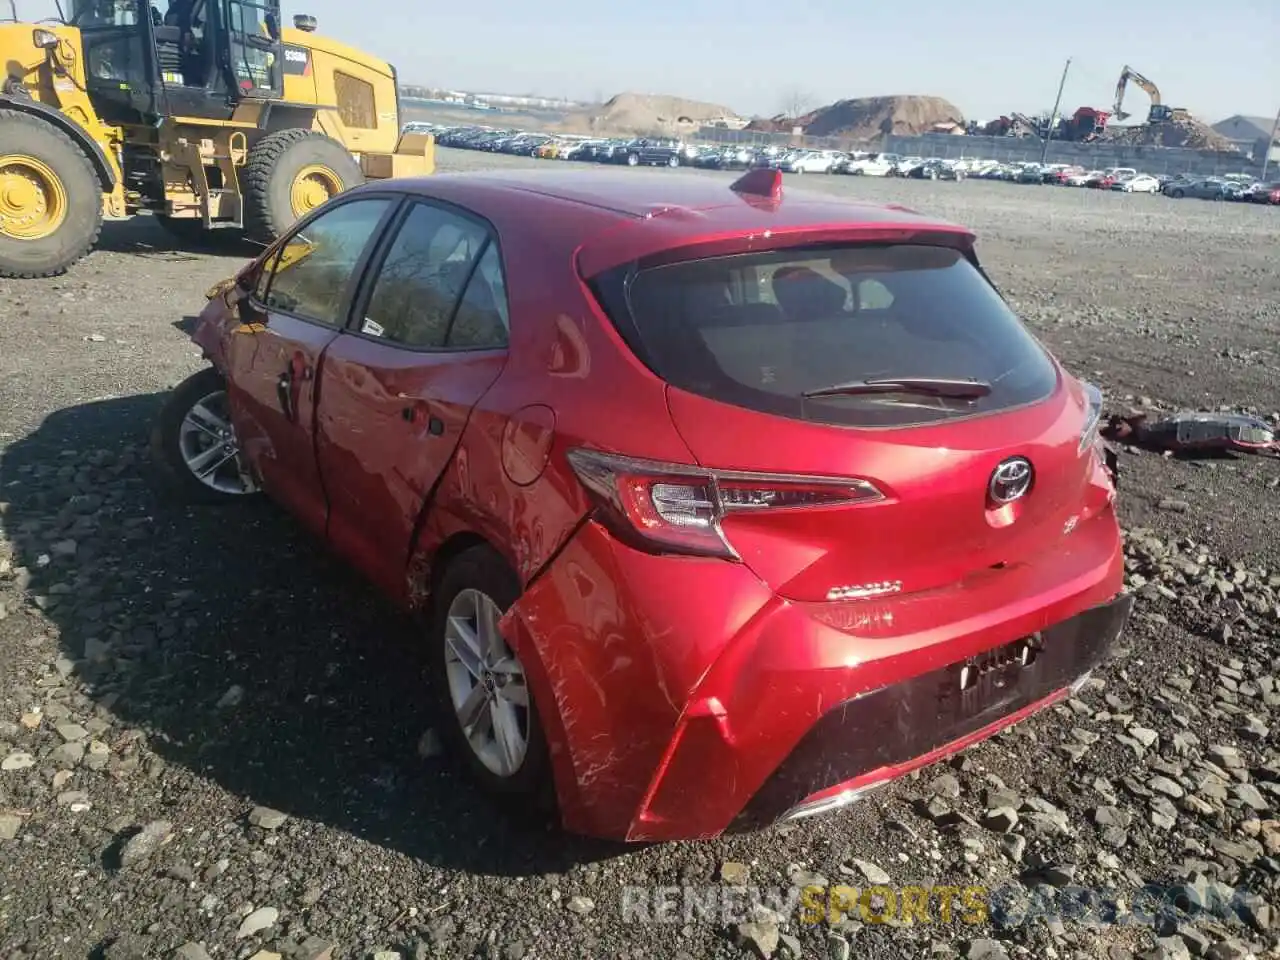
top-left (566, 448), bottom-right (883, 558)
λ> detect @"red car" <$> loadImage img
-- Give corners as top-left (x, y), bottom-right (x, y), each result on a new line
top-left (154, 168), bottom-right (1131, 842)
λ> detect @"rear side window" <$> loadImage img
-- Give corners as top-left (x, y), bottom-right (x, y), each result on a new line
top-left (360, 202), bottom-right (488, 348)
top-left (603, 244), bottom-right (1057, 428)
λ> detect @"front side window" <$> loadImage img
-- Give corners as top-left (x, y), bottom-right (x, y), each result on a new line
top-left (261, 198), bottom-right (391, 325)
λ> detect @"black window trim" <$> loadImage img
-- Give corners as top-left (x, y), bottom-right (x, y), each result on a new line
top-left (247, 190), bottom-right (407, 331)
top-left (343, 196), bottom-right (511, 355)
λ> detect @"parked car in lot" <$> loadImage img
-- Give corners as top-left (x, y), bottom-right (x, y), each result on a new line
top-left (622, 138), bottom-right (685, 167)
top-left (845, 153), bottom-right (898, 176)
top-left (1164, 178), bottom-right (1228, 200)
top-left (1112, 174), bottom-right (1160, 193)
top-left (1221, 180), bottom-right (1254, 201)
top-left (780, 150), bottom-right (837, 174)
top-left (891, 156), bottom-right (927, 176)
top-left (156, 169), bottom-right (1130, 842)
top-left (1041, 165), bottom-right (1082, 184)
top-left (909, 159), bottom-right (965, 181)
top-left (1245, 181), bottom-right (1280, 204)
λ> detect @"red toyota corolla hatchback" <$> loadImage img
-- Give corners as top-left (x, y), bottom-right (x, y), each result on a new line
top-left (154, 167), bottom-right (1131, 842)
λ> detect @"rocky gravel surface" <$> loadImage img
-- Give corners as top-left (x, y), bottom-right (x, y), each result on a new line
top-left (1, 149), bottom-right (1279, 960)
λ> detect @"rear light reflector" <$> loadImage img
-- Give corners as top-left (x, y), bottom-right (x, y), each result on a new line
top-left (1079, 381), bottom-right (1104, 454)
top-left (566, 448), bottom-right (883, 558)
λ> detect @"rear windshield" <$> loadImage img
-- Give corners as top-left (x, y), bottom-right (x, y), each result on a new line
top-left (601, 244), bottom-right (1058, 428)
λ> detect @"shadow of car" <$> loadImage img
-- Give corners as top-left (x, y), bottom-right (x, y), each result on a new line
top-left (0, 392), bottom-right (627, 877)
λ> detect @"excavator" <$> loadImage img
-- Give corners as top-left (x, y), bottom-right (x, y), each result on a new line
top-left (0, 0), bottom-right (435, 278)
top-left (1112, 65), bottom-right (1188, 125)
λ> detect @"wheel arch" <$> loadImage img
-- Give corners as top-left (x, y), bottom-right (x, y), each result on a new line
top-left (424, 531), bottom-right (493, 604)
top-left (0, 95), bottom-right (117, 191)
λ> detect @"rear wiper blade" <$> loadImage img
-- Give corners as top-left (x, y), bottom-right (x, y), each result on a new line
top-left (802, 377), bottom-right (993, 400)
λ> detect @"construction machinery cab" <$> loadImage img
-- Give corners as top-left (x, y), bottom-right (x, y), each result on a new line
top-left (70, 0), bottom-right (281, 123)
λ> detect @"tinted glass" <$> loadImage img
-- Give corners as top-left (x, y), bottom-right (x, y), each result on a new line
top-left (616, 244), bottom-right (1058, 427)
top-left (447, 244), bottom-right (510, 349)
top-left (263, 199), bottom-right (391, 325)
top-left (360, 203), bottom-right (488, 348)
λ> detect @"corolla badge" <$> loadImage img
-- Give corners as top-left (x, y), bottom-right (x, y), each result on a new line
top-left (988, 457), bottom-right (1033, 504)
top-left (826, 580), bottom-right (903, 602)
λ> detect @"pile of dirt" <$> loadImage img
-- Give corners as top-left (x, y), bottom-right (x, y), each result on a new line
top-left (566, 92), bottom-right (741, 136)
top-left (748, 95), bottom-right (966, 142)
top-left (1103, 113), bottom-right (1242, 152)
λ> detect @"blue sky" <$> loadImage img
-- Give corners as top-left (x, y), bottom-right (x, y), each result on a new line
top-left (331, 0), bottom-right (1278, 122)
top-left (27, 0), bottom-right (1280, 122)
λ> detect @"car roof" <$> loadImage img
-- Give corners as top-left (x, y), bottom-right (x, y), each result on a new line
top-left (375, 169), bottom-right (974, 276)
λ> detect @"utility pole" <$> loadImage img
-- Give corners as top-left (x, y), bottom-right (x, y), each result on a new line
top-left (1262, 104), bottom-right (1280, 181)
top-left (1040, 57), bottom-right (1072, 164)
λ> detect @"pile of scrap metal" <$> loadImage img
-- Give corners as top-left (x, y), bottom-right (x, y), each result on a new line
top-left (1102, 411), bottom-right (1280, 458)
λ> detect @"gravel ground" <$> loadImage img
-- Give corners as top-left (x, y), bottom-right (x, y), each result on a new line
top-left (1, 149), bottom-right (1279, 960)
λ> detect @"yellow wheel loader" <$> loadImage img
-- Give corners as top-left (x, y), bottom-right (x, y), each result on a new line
top-left (0, 0), bottom-right (434, 278)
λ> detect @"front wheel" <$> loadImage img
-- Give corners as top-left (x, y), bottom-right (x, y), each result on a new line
top-left (150, 367), bottom-right (259, 504)
top-left (431, 546), bottom-right (554, 809)
top-left (1171, 189), bottom-right (1185, 198)
top-left (626, 153), bottom-right (640, 167)
top-left (667, 155), bottom-right (679, 168)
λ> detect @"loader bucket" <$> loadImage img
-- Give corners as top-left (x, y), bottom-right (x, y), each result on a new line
top-left (361, 131), bottom-right (435, 179)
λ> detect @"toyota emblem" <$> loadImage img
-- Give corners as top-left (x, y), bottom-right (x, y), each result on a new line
top-left (989, 457), bottom-right (1033, 504)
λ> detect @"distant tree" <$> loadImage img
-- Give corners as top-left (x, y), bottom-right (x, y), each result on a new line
top-left (780, 89), bottom-right (816, 121)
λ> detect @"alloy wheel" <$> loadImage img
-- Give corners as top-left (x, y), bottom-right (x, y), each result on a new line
top-left (444, 588), bottom-right (531, 778)
top-left (177, 390), bottom-right (257, 495)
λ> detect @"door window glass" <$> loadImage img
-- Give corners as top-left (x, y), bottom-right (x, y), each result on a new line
top-left (360, 203), bottom-right (488, 348)
top-left (261, 198), bottom-right (391, 326)
top-left (447, 244), bottom-right (510, 349)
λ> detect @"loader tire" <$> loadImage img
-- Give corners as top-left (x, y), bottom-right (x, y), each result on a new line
top-left (242, 129), bottom-right (364, 243)
top-left (0, 110), bottom-right (103, 279)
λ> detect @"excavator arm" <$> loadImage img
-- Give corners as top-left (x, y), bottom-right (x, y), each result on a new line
top-left (1112, 65), bottom-right (1161, 122)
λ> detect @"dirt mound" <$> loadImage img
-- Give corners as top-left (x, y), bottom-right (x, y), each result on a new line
top-left (567, 92), bottom-right (741, 136)
top-left (1103, 114), bottom-right (1241, 151)
top-left (749, 95), bottom-right (966, 142)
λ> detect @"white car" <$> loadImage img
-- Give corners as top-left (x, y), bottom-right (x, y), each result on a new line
top-left (1116, 174), bottom-right (1160, 193)
top-left (847, 154), bottom-right (896, 176)
top-left (782, 151), bottom-right (835, 174)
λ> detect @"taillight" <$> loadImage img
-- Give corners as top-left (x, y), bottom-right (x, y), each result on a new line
top-left (1079, 380), bottom-right (1103, 455)
top-left (566, 448), bottom-right (884, 558)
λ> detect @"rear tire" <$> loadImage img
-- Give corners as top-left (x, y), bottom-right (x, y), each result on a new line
top-left (0, 110), bottom-right (103, 279)
top-left (429, 545), bottom-right (554, 813)
top-left (242, 129), bottom-right (364, 244)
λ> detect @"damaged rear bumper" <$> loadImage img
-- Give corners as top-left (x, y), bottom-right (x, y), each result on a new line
top-left (729, 593), bottom-right (1133, 830)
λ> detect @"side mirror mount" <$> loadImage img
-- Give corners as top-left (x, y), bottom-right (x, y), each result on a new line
top-left (264, 12), bottom-right (280, 39)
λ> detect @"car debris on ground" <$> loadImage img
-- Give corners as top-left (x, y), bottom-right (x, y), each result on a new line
top-left (1103, 411), bottom-right (1280, 458)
